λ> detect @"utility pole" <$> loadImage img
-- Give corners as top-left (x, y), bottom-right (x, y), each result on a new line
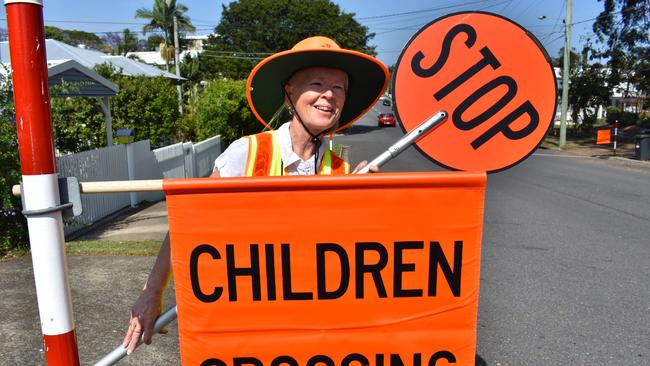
top-left (559, 0), bottom-right (572, 148)
top-left (173, 15), bottom-right (183, 114)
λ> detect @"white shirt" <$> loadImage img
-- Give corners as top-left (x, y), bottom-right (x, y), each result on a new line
top-left (213, 122), bottom-right (327, 177)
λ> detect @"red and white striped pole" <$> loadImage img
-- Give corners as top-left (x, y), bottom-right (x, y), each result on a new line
top-left (5, 1), bottom-right (81, 364)
top-left (613, 119), bottom-right (619, 153)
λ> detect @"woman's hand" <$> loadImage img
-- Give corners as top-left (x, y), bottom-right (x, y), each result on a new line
top-left (122, 233), bottom-right (173, 355)
top-left (352, 160), bottom-right (379, 174)
top-left (122, 287), bottom-right (164, 354)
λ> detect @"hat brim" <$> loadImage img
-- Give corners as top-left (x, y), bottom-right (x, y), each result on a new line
top-left (247, 49), bottom-right (388, 131)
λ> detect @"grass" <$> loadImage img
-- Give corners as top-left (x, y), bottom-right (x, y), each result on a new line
top-left (65, 240), bottom-right (162, 256)
top-left (1, 240), bottom-right (161, 259)
top-left (540, 136), bottom-right (582, 150)
top-left (0, 247), bottom-right (30, 259)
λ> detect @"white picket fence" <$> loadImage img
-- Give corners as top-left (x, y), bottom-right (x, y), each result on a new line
top-left (57, 136), bottom-right (221, 236)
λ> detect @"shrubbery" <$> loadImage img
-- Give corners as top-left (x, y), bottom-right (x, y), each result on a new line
top-left (51, 97), bottom-right (106, 153)
top-left (0, 70), bottom-right (28, 256)
top-left (639, 117), bottom-right (650, 129)
top-left (110, 75), bottom-right (184, 148)
top-left (191, 78), bottom-right (262, 145)
top-left (605, 107), bottom-right (639, 126)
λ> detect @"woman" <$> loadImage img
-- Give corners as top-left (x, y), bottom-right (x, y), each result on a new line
top-left (122, 36), bottom-right (389, 354)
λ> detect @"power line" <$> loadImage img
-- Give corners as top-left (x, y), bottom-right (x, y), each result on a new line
top-left (356, 0), bottom-right (496, 21)
top-left (201, 50), bottom-right (273, 56)
top-left (513, 0), bottom-right (542, 20)
top-left (500, 0), bottom-right (515, 14)
top-left (550, 0), bottom-right (567, 38)
top-left (374, 0), bottom-right (511, 35)
top-left (0, 17), bottom-right (215, 28)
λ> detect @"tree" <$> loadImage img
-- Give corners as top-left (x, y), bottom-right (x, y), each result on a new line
top-left (553, 47), bottom-right (582, 70)
top-left (0, 67), bottom-right (28, 256)
top-left (191, 79), bottom-right (262, 144)
top-left (102, 32), bottom-right (122, 54)
top-left (591, 0), bottom-right (650, 110)
top-left (180, 53), bottom-right (201, 82)
top-left (135, 0), bottom-right (196, 69)
top-left (568, 64), bottom-right (611, 130)
top-left (50, 97), bottom-right (106, 153)
top-left (109, 74), bottom-right (184, 147)
top-left (145, 34), bottom-right (166, 51)
top-left (553, 48), bottom-right (611, 130)
top-left (44, 26), bottom-right (106, 51)
top-left (199, 0), bottom-right (375, 80)
top-left (118, 29), bottom-right (139, 55)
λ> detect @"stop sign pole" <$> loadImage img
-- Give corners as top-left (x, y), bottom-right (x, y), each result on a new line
top-left (5, 1), bottom-right (81, 364)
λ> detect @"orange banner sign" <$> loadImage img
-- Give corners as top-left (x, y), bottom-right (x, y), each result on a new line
top-left (393, 12), bottom-right (557, 173)
top-left (164, 172), bottom-right (486, 366)
top-left (596, 129), bottom-right (611, 144)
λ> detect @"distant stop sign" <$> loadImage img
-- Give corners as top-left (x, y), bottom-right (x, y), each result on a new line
top-left (393, 12), bottom-right (557, 173)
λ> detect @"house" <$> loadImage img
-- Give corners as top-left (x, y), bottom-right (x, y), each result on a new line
top-left (1, 39), bottom-right (185, 146)
top-left (0, 39), bottom-right (184, 83)
top-left (126, 34), bottom-right (213, 67)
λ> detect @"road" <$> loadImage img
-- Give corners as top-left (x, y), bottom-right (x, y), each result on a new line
top-left (2, 102), bottom-right (647, 365)
top-left (338, 108), bottom-right (650, 365)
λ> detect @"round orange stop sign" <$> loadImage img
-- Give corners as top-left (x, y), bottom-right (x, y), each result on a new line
top-left (393, 12), bottom-right (557, 173)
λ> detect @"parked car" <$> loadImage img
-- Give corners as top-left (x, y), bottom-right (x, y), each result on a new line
top-left (378, 112), bottom-right (396, 127)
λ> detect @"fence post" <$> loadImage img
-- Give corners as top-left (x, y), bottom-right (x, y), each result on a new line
top-left (125, 143), bottom-right (138, 207)
top-left (192, 143), bottom-right (198, 178)
top-left (183, 142), bottom-right (194, 178)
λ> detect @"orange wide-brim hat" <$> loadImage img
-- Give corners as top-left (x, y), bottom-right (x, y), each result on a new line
top-left (247, 36), bottom-right (389, 131)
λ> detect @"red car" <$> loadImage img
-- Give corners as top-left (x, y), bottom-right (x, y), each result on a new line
top-left (378, 112), bottom-right (396, 127)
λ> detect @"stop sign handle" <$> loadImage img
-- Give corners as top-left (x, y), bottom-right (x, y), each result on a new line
top-left (356, 110), bottom-right (448, 174)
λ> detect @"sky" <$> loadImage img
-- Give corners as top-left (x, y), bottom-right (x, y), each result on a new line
top-left (0, 0), bottom-right (605, 67)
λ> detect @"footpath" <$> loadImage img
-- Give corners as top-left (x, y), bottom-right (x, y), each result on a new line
top-left (1, 136), bottom-right (648, 365)
top-left (0, 201), bottom-right (180, 365)
top-left (541, 134), bottom-right (650, 172)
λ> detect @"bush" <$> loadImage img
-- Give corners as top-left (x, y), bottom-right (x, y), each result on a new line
top-left (51, 97), bottom-right (106, 153)
top-left (639, 118), bottom-right (650, 129)
top-left (581, 114), bottom-right (598, 131)
top-left (110, 75), bottom-right (183, 148)
top-left (606, 106), bottom-right (639, 126)
top-left (0, 70), bottom-right (28, 256)
top-left (49, 65), bottom-right (184, 152)
top-left (192, 79), bottom-right (262, 145)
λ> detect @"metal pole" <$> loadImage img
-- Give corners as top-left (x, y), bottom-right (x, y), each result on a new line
top-left (559, 0), bottom-right (572, 148)
top-left (613, 119), bottom-right (618, 154)
top-left (93, 306), bottom-right (178, 366)
top-left (4, 0), bottom-right (80, 364)
top-left (173, 15), bottom-right (183, 114)
top-left (356, 111), bottom-right (447, 174)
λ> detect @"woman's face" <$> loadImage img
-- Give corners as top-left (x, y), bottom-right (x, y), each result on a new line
top-left (285, 67), bottom-right (348, 135)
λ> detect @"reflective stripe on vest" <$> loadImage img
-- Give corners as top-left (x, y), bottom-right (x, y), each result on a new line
top-left (245, 130), bottom-right (349, 176)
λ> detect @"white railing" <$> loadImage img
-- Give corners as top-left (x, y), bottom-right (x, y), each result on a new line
top-left (152, 142), bottom-right (185, 179)
top-left (57, 144), bottom-right (131, 235)
top-left (192, 135), bottom-right (222, 178)
top-left (152, 135), bottom-right (221, 179)
top-left (58, 135), bottom-right (222, 236)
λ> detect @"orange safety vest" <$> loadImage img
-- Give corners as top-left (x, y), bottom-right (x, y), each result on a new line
top-left (244, 130), bottom-right (350, 176)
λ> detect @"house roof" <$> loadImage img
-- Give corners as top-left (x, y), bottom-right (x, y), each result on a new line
top-left (48, 59), bottom-right (119, 97)
top-left (0, 39), bottom-right (184, 83)
top-left (126, 50), bottom-right (200, 66)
